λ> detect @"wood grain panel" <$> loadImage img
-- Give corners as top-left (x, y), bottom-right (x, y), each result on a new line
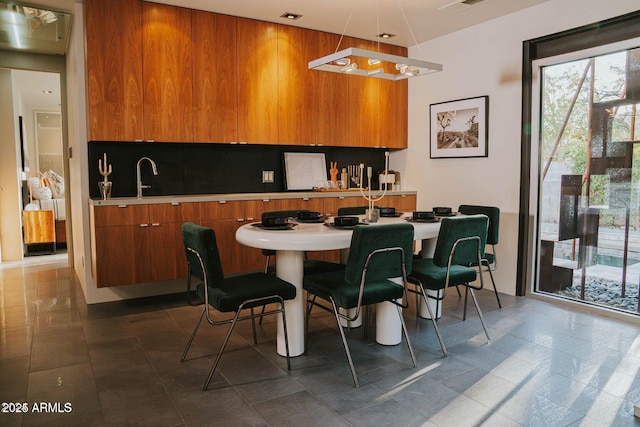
top-left (23, 211), bottom-right (55, 244)
top-left (93, 205), bottom-right (149, 227)
top-left (192, 11), bottom-right (238, 143)
top-left (143, 3), bottom-right (193, 142)
top-left (237, 18), bottom-right (279, 144)
top-left (148, 223), bottom-right (185, 281)
top-left (346, 37), bottom-right (380, 147)
top-left (199, 201), bottom-right (244, 221)
top-left (315, 32), bottom-right (349, 146)
top-left (95, 225), bottom-right (147, 287)
top-left (378, 44), bottom-right (408, 149)
top-left (277, 25), bottom-right (317, 145)
top-left (86, 0), bottom-right (143, 141)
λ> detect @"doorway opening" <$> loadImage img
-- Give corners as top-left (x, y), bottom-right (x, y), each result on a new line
top-left (4, 69), bottom-right (68, 265)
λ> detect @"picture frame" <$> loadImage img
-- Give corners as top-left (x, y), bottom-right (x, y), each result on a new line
top-left (429, 95), bottom-right (488, 159)
top-left (283, 152), bottom-right (327, 190)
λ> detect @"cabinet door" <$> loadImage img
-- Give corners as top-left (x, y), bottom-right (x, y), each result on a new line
top-left (95, 224), bottom-right (148, 287)
top-left (143, 3), bottom-right (193, 142)
top-left (86, 0), bottom-right (143, 141)
top-left (93, 205), bottom-right (150, 227)
top-left (192, 11), bottom-right (238, 143)
top-left (277, 25), bottom-right (318, 146)
top-left (148, 222), bottom-right (185, 281)
top-left (315, 32), bottom-right (349, 146)
top-left (237, 18), bottom-right (279, 144)
top-left (346, 37), bottom-right (380, 148)
top-left (378, 44), bottom-right (408, 149)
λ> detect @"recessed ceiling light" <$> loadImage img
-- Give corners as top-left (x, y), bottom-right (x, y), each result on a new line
top-left (42, 90), bottom-right (53, 94)
top-left (376, 33), bottom-right (396, 39)
top-left (280, 12), bottom-right (302, 20)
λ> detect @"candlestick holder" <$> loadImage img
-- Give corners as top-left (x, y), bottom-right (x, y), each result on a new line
top-left (359, 152), bottom-right (390, 222)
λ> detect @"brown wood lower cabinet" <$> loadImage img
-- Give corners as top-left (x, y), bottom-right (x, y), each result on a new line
top-left (91, 203), bottom-right (199, 287)
top-left (91, 194), bottom-right (416, 287)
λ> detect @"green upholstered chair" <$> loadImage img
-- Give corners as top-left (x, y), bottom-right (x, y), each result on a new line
top-left (408, 214), bottom-right (491, 356)
top-left (180, 222), bottom-right (296, 391)
top-left (337, 205), bottom-right (370, 216)
top-left (303, 223), bottom-right (417, 387)
top-left (458, 205), bottom-right (502, 311)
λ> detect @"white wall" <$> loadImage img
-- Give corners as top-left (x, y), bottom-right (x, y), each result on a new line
top-left (397, 0), bottom-right (640, 296)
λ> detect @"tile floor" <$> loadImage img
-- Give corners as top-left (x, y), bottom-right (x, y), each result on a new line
top-left (1, 255), bottom-right (640, 426)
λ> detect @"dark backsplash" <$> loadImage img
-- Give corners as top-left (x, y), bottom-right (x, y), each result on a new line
top-left (88, 142), bottom-right (389, 198)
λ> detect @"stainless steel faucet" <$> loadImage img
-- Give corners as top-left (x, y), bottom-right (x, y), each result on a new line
top-left (136, 157), bottom-right (158, 198)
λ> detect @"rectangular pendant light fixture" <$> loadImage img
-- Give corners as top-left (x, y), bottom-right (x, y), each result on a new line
top-left (308, 47), bottom-right (442, 80)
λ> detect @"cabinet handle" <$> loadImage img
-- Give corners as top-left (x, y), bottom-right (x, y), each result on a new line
top-left (302, 197), bottom-right (309, 201)
top-left (171, 202), bottom-right (179, 206)
top-left (151, 223), bottom-right (160, 227)
top-left (236, 218), bottom-right (244, 222)
top-left (219, 200), bottom-right (226, 204)
top-left (118, 204), bottom-right (127, 208)
top-left (134, 139), bottom-right (143, 142)
top-left (339, 196), bottom-right (345, 200)
top-left (262, 199), bottom-right (270, 202)
top-left (146, 139), bottom-right (155, 142)
top-left (140, 223), bottom-right (149, 227)
top-left (246, 217), bottom-right (254, 221)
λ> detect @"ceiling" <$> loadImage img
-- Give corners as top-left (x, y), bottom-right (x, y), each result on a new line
top-left (10, 0), bottom-right (549, 49)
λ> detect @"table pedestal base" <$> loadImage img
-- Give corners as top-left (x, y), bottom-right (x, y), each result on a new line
top-left (275, 250), bottom-right (305, 357)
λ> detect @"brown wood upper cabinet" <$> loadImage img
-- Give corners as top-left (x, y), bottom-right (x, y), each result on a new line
top-left (86, 0), bottom-right (144, 141)
top-left (143, 3), bottom-right (193, 142)
top-left (237, 18), bottom-right (279, 145)
top-left (85, 0), bottom-right (407, 148)
top-left (192, 11), bottom-right (238, 143)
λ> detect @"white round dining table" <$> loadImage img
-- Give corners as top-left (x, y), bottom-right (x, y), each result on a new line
top-left (236, 216), bottom-right (441, 357)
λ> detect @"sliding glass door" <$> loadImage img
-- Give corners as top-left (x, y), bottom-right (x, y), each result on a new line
top-left (534, 44), bottom-right (640, 315)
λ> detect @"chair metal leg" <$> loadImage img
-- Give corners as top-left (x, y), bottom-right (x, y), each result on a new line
top-left (203, 310), bottom-right (242, 390)
top-left (250, 307), bottom-right (258, 345)
top-left (396, 305), bottom-right (417, 367)
top-left (181, 307), bottom-right (206, 362)
top-left (330, 298), bottom-right (359, 388)
top-left (455, 285), bottom-right (462, 298)
top-left (419, 286), bottom-right (447, 357)
top-left (463, 286), bottom-right (469, 321)
top-left (486, 265), bottom-right (502, 308)
top-left (468, 288), bottom-right (491, 341)
top-left (304, 294), bottom-right (317, 354)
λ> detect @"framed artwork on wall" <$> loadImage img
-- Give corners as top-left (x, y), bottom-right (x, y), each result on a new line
top-left (429, 95), bottom-right (489, 158)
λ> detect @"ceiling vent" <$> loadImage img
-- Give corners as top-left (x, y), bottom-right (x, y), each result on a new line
top-left (439, 0), bottom-right (487, 12)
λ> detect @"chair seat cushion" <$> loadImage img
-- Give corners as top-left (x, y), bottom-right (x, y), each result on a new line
top-left (410, 258), bottom-right (477, 290)
top-left (303, 271), bottom-right (404, 309)
top-left (197, 272), bottom-right (296, 312)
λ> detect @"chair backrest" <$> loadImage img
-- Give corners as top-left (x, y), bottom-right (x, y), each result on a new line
top-left (458, 205), bottom-right (499, 245)
top-left (432, 214), bottom-right (489, 268)
top-left (344, 223), bottom-right (414, 284)
top-left (337, 206), bottom-right (369, 216)
top-left (181, 222), bottom-right (224, 287)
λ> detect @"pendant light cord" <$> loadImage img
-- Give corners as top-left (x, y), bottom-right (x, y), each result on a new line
top-left (335, 7), bottom-right (355, 53)
top-left (396, 0), bottom-right (424, 57)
